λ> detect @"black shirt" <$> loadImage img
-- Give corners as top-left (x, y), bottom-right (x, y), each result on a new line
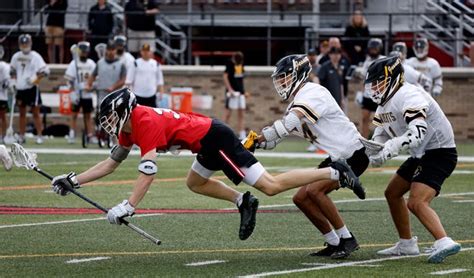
top-left (45, 0), bottom-right (68, 28)
top-left (343, 25), bottom-right (370, 65)
top-left (125, 0), bottom-right (158, 31)
top-left (88, 3), bottom-right (114, 36)
top-left (318, 54), bottom-right (351, 97)
top-left (317, 61), bottom-right (346, 106)
top-left (224, 60), bottom-right (245, 93)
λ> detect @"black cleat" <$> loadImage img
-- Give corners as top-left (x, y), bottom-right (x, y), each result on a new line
top-left (329, 160), bottom-right (366, 200)
top-left (310, 242), bottom-right (339, 257)
top-left (238, 191), bottom-right (259, 240)
top-left (331, 233), bottom-right (360, 259)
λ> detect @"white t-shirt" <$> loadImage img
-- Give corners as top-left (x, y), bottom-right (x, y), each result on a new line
top-left (373, 83), bottom-right (455, 158)
top-left (118, 52), bottom-right (135, 71)
top-left (126, 58), bottom-right (164, 98)
top-left (64, 58), bottom-right (96, 99)
top-left (10, 51), bottom-right (49, 90)
top-left (0, 61), bottom-right (10, 101)
top-left (406, 57), bottom-right (442, 94)
top-left (286, 82), bottom-right (363, 160)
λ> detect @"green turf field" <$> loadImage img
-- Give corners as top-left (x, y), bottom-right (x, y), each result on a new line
top-left (1, 140), bottom-right (473, 277)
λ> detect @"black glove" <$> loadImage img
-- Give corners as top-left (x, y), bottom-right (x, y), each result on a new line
top-left (51, 172), bottom-right (80, 196)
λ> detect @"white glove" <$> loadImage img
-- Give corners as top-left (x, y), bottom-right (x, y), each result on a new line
top-left (432, 86), bottom-right (442, 97)
top-left (355, 91), bottom-right (364, 107)
top-left (256, 140), bottom-right (277, 150)
top-left (369, 137), bottom-right (404, 167)
top-left (107, 200), bottom-right (135, 225)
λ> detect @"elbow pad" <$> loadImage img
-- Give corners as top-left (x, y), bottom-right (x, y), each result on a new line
top-left (110, 145), bottom-right (130, 163)
top-left (261, 112), bottom-right (301, 141)
top-left (400, 118), bottom-right (427, 151)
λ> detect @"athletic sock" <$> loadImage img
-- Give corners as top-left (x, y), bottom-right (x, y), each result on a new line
top-left (400, 238), bottom-right (414, 244)
top-left (235, 192), bottom-right (244, 207)
top-left (335, 225), bottom-right (352, 239)
top-left (324, 230), bottom-right (340, 246)
top-left (329, 167), bottom-right (340, 181)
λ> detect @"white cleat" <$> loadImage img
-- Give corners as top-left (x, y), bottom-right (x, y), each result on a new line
top-left (377, 236), bottom-right (420, 256)
top-left (427, 237), bottom-right (461, 263)
top-left (0, 145), bottom-right (13, 171)
top-left (35, 136), bottom-right (44, 145)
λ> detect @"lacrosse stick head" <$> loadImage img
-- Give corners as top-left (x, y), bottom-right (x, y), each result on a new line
top-left (95, 43), bottom-right (107, 60)
top-left (359, 137), bottom-right (385, 156)
top-left (10, 143), bottom-right (38, 170)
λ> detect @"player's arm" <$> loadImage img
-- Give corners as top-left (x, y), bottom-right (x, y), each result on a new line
top-left (257, 109), bottom-right (305, 150)
top-left (86, 65), bottom-right (98, 91)
top-left (108, 64), bottom-right (126, 92)
top-left (223, 72), bottom-right (234, 93)
top-left (107, 149), bottom-right (158, 225)
top-left (50, 145), bottom-right (131, 196)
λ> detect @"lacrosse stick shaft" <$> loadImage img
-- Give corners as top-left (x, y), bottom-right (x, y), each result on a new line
top-left (6, 96), bottom-right (15, 134)
top-left (32, 167), bottom-right (161, 245)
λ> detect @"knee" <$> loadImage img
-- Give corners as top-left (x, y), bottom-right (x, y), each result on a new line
top-left (407, 198), bottom-right (425, 214)
top-left (292, 191), bottom-right (307, 207)
top-left (186, 180), bottom-right (202, 193)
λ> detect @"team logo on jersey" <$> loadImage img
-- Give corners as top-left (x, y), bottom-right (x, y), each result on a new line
top-left (374, 112), bottom-right (396, 123)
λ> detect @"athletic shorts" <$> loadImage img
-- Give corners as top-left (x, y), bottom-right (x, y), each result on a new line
top-left (361, 96), bottom-right (378, 112)
top-left (45, 26), bottom-right (64, 45)
top-left (192, 119), bottom-right (264, 185)
top-left (318, 147), bottom-right (369, 177)
top-left (136, 95), bottom-right (157, 108)
top-left (72, 98), bottom-right (94, 113)
top-left (225, 92), bottom-right (246, 110)
top-left (16, 86), bottom-right (42, 107)
top-left (396, 148), bottom-right (457, 195)
top-left (0, 100), bottom-right (7, 110)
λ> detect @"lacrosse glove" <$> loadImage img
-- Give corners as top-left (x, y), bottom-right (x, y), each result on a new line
top-left (51, 172), bottom-right (80, 196)
top-left (107, 200), bottom-right (135, 225)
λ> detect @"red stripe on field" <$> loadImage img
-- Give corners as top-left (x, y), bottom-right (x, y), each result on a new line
top-left (0, 206), bottom-right (295, 215)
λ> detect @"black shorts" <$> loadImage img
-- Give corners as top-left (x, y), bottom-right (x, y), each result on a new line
top-left (396, 148), bottom-right (457, 195)
top-left (16, 86), bottom-right (42, 107)
top-left (318, 147), bottom-right (369, 177)
top-left (196, 119), bottom-right (258, 185)
top-left (72, 98), bottom-right (94, 113)
top-left (0, 100), bottom-right (7, 110)
top-left (361, 96), bottom-right (377, 112)
top-left (136, 95), bottom-right (157, 108)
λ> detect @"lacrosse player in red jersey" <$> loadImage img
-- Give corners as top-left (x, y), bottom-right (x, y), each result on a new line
top-left (50, 88), bottom-right (361, 241)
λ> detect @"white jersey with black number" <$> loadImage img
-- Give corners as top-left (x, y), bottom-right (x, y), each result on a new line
top-left (0, 61), bottom-right (10, 101)
top-left (287, 82), bottom-right (363, 160)
top-left (65, 59), bottom-right (96, 99)
top-left (406, 57), bottom-right (442, 94)
top-left (10, 51), bottom-right (49, 90)
top-left (373, 83), bottom-right (455, 158)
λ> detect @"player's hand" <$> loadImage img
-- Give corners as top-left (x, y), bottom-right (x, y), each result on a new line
top-left (51, 172), bottom-right (80, 196)
top-left (369, 137), bottom-right (403, 167)
top-left (418, 74), bottom-right (432, 92)
top-left (256, 140), bottom-right (278, 150)
top-left (355, 91), bottom-right (364, 106)
top-left (106, 87), bottom-right (114, 93)
top-left (8, 79), bottom-right (16, 92)
top-left (107, 200), bottom-right (135, 225)
top-left (26, 75), bottom-right (38, 86)
top-left (432, 86), bottom-right (442, 97)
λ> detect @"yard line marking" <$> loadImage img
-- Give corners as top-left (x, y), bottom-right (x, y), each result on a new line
top-left (0, 213), bottom-right (163, 229)
top-left (300, 262), bottom-right (380, 267)
top-left (1, 242), bottom-right (473, 260)
top-left (238, 248), bottom-right (474, 278)
top-left (429, 268), bottom-right (469, 275)
top-left (66, 257), bottom-right (110, 264)
top-left (185, 260), bottom-right (226, 266)
top-left (452, 200), bottom-right (474, 203)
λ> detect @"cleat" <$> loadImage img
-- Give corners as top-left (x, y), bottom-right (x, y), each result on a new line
top-left (331, 233), bottom-right (360, 259)
top-left (35, 136), bottom-right (43, 145)
top-left (0, 145), bottom-right (13, 171)
top-left (310, 242), bottom-right (338, 257)
top-left (330, 160), bottom-right (366, 199)
top-left (238, 191), bottom-right (259, 240)
top-left (377, 236), bottom-right (420, 256)
top-left (427, 238), bottom-right (461, 263)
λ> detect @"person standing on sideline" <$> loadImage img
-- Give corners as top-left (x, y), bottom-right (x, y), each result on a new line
top-left (317, 47), bottom-right (348, 109)
top-left (44, 0), bottom-right (68, 63)
top-left (10, 34), bottom-right (50, 144)
top-left (124, 0), bottom-right (159, 56)
top-left (0, 46), bottom-right (10, 143)
top-left (223, 52), bottom-right (247, 139)
top-left (114, 35), bottom-right (135, 71)
top-left (343, 10), bottom-right (370, 66)
top-left (125, 43), bottom-right (164, 107)
top-left (64, 41), bottom-right (96, 144)
top-left (88, 0), bottom-right (114, 61)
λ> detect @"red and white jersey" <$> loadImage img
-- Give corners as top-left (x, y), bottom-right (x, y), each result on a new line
top-left (119, 105), bottom-right (212, 156)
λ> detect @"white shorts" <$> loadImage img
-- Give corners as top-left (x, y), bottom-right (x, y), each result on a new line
top-left (127, 29), bottom-right (155, 52)
top-left (227, 93), bottom-right (246, 110)
top-left (191, 159), bottom-right (265, 186)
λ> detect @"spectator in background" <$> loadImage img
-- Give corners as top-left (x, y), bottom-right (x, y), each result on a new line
top-left (88, 0), bottom-right (114, 61)
top-left (45, 0), bottom-right (68, 63)
top-left (316, 40), bottom-right (330, 65)
top-left (317, 47), bottom-right (346, 108)
top-left (307, 48), bottom-right (318, 82)
top-left (223, 51), bottom-right (247, 139)
top-left (343, 10), bottom-right (370, 66)
top-left (114, 35), bottom-right (135, 71)
top-left (125, 0), bottom-right (159, 55)
top-left (125, 43), bottom-right (164, 108)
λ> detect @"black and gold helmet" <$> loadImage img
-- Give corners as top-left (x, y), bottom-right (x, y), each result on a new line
top-left (364, 56), bottom-right (404, 106)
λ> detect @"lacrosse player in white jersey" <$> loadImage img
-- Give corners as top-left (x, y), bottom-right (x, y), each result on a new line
top-left (0, 45), bottom-right (10, 143)
top-left (254, 54), bottom-right (368, 259)
top-left (364, 56), bottom-right (460, 263)
top-left (10, 34), bottom-right (50, 144)
top-left (114, 35), bottom-right (135, 71)
top-left (64, 41), bottom-right (96, 144)
top-left (406, 38), bottom-right (443, 97)
top-left (0, 144), bottom-right (12, 171)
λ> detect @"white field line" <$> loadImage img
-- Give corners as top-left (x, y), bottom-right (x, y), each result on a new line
top-left (25, 148), bottom-right (474, 163)
top-left (452, 200), bottom-right (474, 203)
top-left (66, 257), bottom-right (110, 264)
top-left (239, 248), bottom-right (474, 278)
top-left (430, 268), bottom-right (470, 275)
top-left (300, 262), bottom-right (380, 267)
top-left (0, 213), bottom-right (163, 229)
top-left (185, 260), bottom-right (226, 266)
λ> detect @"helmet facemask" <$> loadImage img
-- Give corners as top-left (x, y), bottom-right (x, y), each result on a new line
top-left (414, 39), bottom-right (429, 59)
top-left (272, 71), bottom-right (297, 100)
top-left (365, 77), bottom-right (390, 104)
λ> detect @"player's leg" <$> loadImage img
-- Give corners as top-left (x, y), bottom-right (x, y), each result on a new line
top-left (361, 108), bottom-right (371, 138)
top-left (237, 108), bottom-right (245, 139)
top-left (31, 105), bottom-right (43, 144)
top-left (18, 102), bottom-right (27, 142)
top-left (0, 108), bottom-right (6, 139)
top-left (69, 110), bottom-right (78, 143)
top-left (186, 168), bottom-right (240, 203)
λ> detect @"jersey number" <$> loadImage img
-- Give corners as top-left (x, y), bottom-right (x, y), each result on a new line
top-left (152, 108), bottom-right (180, 119)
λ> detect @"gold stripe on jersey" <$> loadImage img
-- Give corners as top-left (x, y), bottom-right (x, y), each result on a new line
top-left (372, 115), bottom-right (383, 127)
top-left (290, 103), bottom-right (319, 124)
top-left (403, 108), bottom-right (427, 123)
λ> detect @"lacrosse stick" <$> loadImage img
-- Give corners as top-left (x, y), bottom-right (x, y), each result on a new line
top-left (4, 94), bottom-right (16, 144)
top-left (10, 143), bottom-right (161, 245)
top-left (94, 43), bottom-right (107, 60)
top-left (359, 137), bottom-right (385, 156)
top-left (70, 44), bottom-right (82, 97)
